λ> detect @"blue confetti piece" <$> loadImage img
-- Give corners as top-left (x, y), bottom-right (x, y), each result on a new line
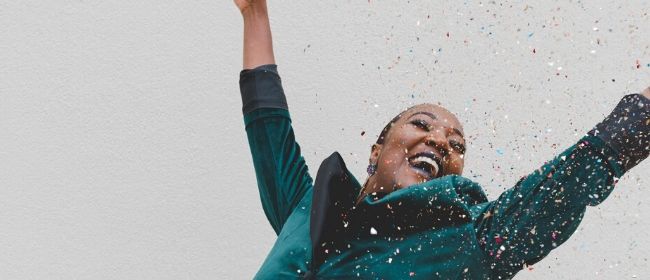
top-left (496, 148), bottom-right (504, 155)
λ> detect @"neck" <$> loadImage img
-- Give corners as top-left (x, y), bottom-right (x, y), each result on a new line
top-left (355, 178), bottom-right (375, 205)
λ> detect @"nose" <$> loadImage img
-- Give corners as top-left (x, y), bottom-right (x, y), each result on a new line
top-left (424, 129), bottom-right (449, 156)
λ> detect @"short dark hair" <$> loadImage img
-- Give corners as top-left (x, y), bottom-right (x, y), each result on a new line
top-left (375, 113), bottom-right (404, 145)
top-left (375, 104), bottom-right (424, 145)
top-left (376, 103), bottom-right (451, 145)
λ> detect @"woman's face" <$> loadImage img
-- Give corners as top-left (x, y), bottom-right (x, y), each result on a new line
top-left (364, 104), bottom-right (466, 195)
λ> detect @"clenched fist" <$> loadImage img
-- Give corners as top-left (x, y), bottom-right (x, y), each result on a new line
top-left (234, 0), bottom-right (266, 15)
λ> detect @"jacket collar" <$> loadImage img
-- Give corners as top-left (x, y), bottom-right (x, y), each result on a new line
top-left (309, 152), bottom-right (360, 269)
top-left (309, 152), bottom-right (488, 270)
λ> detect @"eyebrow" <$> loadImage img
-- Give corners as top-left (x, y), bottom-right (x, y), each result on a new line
top-left (408, 111), bottom-right (465, 138)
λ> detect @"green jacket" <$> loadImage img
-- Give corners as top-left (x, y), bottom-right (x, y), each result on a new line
top-left (239, 64), bottom-right (647, 279)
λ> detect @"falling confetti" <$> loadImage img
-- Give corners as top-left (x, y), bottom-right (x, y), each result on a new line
top-left (236, 3), bottom-right (650, 279)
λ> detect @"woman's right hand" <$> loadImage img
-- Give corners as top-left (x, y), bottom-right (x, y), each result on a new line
top-left (234, 0), bottom-right (266, 15)
top-left (642, 86), bottom-right (650, 100)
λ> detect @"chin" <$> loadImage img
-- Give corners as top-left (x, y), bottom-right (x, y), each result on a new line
top-left (393, 177), bottom-right (426, 190)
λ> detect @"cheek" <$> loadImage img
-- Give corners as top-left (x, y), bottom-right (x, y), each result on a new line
top-left (377, 148), bottom-right (412, 175)
top-left (382, 138), bottom-right (412, 160)
top-left (380, 150), bottom-right (408, 168)
top-left (448, 155), bottom-right (465, 172)
top-left (389, 128), bottom-right (418, 145)
top-left (378, 131), bottom-right (420, 169)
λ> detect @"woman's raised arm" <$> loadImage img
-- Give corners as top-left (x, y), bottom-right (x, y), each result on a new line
top-left (236, 0), bottom-right (275, 69)
top-left (471, 88), bottom-right (649, 279)
top-left (236, 1), bottom-right (314, 235)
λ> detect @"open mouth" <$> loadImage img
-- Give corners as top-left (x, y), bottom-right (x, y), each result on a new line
top-left (408, 152), bottom-right (443, 179)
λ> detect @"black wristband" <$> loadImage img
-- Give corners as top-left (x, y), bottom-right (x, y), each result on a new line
top-left (239, 64), bottom-right (289, 114)
top-left (588, 93), bottom-right (650, 172)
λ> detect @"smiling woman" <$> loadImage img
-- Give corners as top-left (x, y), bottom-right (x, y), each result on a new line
top-left (235, 1), bottom-right (650, 279)
top-left (357, 103), bottom-right (468, 203)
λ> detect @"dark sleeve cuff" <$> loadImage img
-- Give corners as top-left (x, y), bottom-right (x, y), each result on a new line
top-left (239, 64), bottom-right (289, 114)
top-left (588, 93), bottom-right (650, 172)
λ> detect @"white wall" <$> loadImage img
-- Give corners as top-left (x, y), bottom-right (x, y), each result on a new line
top-left (1, 1), bottom-right (649, 279)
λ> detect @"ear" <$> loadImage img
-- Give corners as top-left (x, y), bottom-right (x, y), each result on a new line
top-left (369, 143), bottom-right (382, 164)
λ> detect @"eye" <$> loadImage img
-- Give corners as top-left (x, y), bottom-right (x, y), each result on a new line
top-left (410, 119), bottom-right (430, 131)
top-left (450, 140), bottom-right (466, 154)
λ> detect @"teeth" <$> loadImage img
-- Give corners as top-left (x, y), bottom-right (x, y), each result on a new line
top-left (411, 156), bottom-right (439, 175)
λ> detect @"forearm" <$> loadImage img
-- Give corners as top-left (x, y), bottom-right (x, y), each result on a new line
top-left (474, 134), bottom-right (621, 278)
top-left (239, 64), bottom-right (312, 235)
top-left (241, 2), bottom-right (275, 69)
top-left (474, 91), bottom-right (649, 277)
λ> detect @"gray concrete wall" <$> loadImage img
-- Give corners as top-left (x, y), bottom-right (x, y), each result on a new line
top-left (1, 1), bottom-right (648, 279)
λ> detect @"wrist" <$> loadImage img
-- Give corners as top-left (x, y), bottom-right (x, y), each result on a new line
top-left (589, 93), bottom-right (650, 172)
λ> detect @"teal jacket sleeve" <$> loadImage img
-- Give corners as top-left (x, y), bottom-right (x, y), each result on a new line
top-left (239, 64), bottom-right (314, 235)
top-left (472, 94), bottom-right (649, 279)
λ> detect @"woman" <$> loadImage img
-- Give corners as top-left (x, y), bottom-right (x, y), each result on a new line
top-left (235, 1), bottom-right (650, 279)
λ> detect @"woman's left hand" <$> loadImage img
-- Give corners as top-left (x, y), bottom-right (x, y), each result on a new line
top-left (642, 86), bottom-right (650, 99)
top-left (234, 0), bottom-right (266, 15)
